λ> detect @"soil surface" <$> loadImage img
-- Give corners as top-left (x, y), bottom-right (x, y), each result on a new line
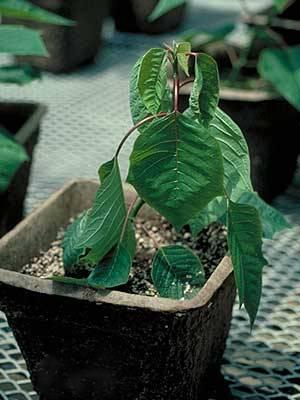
top-left (22, 216), bottom-right (228, 297)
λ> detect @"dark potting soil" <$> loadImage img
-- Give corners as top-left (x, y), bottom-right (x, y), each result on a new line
top-left (22, 216), bottom-right (228, 297)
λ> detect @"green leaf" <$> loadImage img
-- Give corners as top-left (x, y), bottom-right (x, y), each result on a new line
top-left (176, 42), bottom-right (191, 76)
top-left (148, 0), bottom-right (186, 21)
top-left (210, 108), bottom-right (252, 201)
top-left (258, 46), bottom-right (300, 111)
top-left (128, 112), bottom-right (224, 229)
top-left (272, 0), bottom-right (289, 12)
top-left (227, 201), bottom-right (267, 326)
top-left (62, 211), bottom-right (89, 273)
top-left (88, 221), bottom-right (136, 288)
top-left (190, 53), bottom-right (220, 127)
top-left (238, 192), bottom-right (291, 239)
top-left (189, 196), bottom-right (227, 237)
top-left (138, 48), bottom-right (168, 115)
top-left (75, 158), bottom-right (126, 265)
top-left (0, 0), bottom-right (74, 25)
top-left (182, 24), bottom-right (235, 48)
top-left (0, 129), bottom-right (28, 192)
top-left (152, 245), bottom-right (206, 299)
top-left (0, 25), bottom-right (48, 56)
top-left (189, 54), bottom-right (203, 118)
top-left (0, 64), bottom-right (40, 85)
top-left (49, 275), bottom-right (88, 287)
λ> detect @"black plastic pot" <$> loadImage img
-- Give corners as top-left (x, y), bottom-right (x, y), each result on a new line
top-left (5, 0), bottom-right (109, 73)
top-left (112, 0), bottom-right (186, 34)
top-left (0, 180), bottom-right (235, 400)
top-left (0, 102), bottom-right (46, 238)
top-left (179, 87), bottom-right (300, 203)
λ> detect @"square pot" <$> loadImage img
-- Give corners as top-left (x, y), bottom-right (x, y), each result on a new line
top-left (4, 0), bottom-right (109, 73)
top-left (0, 102), bottom-right (46, 238)
top-left (0, 180), bottom-right (235, 400)
top-left (112, 0), bottom-right (186, 34)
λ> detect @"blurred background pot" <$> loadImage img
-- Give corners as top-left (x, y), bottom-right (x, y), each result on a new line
top-left (4, 0), bottom-right (109, 73)
top-left (0, 102), bottom-right (46, 237)
top-left (112, 0), bottom-right (186, 34)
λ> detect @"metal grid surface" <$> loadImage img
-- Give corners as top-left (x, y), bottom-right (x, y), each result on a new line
top-left (1, 0), bottom-right (300, 398)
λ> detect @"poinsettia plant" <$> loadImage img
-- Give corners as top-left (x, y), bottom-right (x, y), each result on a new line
top-left (56, 41), bottom-right (290, 327)
top-left (0, 0), bottom-right (72, 193)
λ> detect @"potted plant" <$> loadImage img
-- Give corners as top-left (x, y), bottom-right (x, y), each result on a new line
top-left (112, 0), bottom-right (187, 34)
top-left (179, 0), bottom-right (300, 202)
top-left (0, 42), bottom-right (290, 400)
top-left (4, 0), bottom-right (109, 73)
top-left (0, 0), bottom-right (72, 236)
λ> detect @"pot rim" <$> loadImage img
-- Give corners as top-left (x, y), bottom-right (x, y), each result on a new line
top-left (0, 179), bottom-right (234, 313)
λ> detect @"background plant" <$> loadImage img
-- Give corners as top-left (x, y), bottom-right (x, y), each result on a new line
top-left (0, 0), bottom-right (72, 193)
top-left (56, 41), bottom-right (290, 327)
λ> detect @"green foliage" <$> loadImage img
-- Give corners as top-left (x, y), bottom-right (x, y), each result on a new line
top-left (0, 129), bottom-right (28, 193)
top-left (152, 245), bottom-right (206, 299)
top-left (0, 65), bottom-right (40, 85)
top-left (0, 0), bottom-right (73, 25)
top-left (182, 24), bottom-right (235, 48)
top-left (60, 42), bottom-right (290, 327)
top-left (128, 112), bottom-right (224, 229)
top-left (272, 0), bottom-right (290, 12)
top-left (258, 46), bottom-right (300, 111)
top-left (148, 0), bottom-right (186, 22)
top-left (227, 201), bottom-right (267, 327)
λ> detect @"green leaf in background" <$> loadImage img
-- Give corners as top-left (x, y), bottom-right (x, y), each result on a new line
top-left (88, 221), bottom-right (136, 288)
top-left (0, 129), bottom-right (28, 192)
top-left (130, 56), bottom-right (171, 130)
top-left (75, 158), bottom-right (126, 265)
top-left (0, 25), bottom-right (48, 55)
top-left (0, 0), bottom-right (74, 25)
top-left (128, 112), bottom-right (224, 229)
top-left (138, 48), bottom-right (168, 115)
top-left (190, 53), bottom-right (220, 127)
top-left (227, 201), bottom-right (267, 327)
top-left (272, 0), bottom-right (290, 12)
top-left (258, 46), bottom-right (300, 111)
top-left (0, 64), bottom-right (40, 85)
top-left (182, 24), bottom-right (235, 48)
top-left (62, 211), bottom-right (89, 273)
top-left (238, 192), bottom-right (291, 239)
top-left (189, 196), bottom-right (227, 237)
top-left (148, 0), bottom-right (186, 22)
top-left (210, 108), bottom-right (253, 201)
top-left (176, 42), bottom-right (191, 76)
top-left (152, 245), bottom-right (206, 299)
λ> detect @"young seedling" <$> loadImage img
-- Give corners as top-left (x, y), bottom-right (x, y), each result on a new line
top-left (59, 41), bottom-right (290, 327)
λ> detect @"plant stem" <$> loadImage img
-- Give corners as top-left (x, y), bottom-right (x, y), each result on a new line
top-left (172, 58), bottom-right (179, 112)
top-left (130, 197), bottom-right (145, 219)
top-left (115, 112), bottom-right (167, 157)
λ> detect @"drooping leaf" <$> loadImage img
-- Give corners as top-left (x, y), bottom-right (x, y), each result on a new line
top-left (0, 0), bottom-right (73, 25)
top-left (227, 201), bottom-right (267, 326)
top-left (50, 275), bottom-right (88, 287)
top-left (138, 48), bottom-right (168, 115)
top-left (0, 129), bottom-right (28, 192)
top-left (148, 0), bottom-right (186, 22)
top-left (88, 221), bottom-right (136, 288)
top-left (62, 211), bottom-right (89, 273)
top-left (176, 42), bottom-right (191, 76)
top-left (0, 25), bottom-right (48, 56)
top-left (258, 46), bottom-right (300, 111)
top-left (182, 24), bottom-right (235, 48)
top-left (130, 56), bottom-right (171, 130)
top-left (152, 245), bottom-right (206, 299)
top-left (238, 192), bottom-right (291, 239)
top-left (210, 108), bottom-right (253, 201)
top-left (75, 158), bottom-right (126, 265)
top-left (189, 196), bottom-right (227, 237)
top-left (190, 53), bottom-right (220, 127)
top-left (128, 112), bottom-right (224, 229)
top-left (272, 0), bottom-right (289, 12)
top-left (0, 64), bottom-right (40, 84)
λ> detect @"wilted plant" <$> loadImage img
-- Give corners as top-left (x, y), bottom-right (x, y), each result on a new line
top-left (57, 41), bottom-right (290, 327)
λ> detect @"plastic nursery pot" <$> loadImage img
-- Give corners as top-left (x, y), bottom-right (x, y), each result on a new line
top-left (4, 0), bottom-right (109, 73)
top-left (111, 0), bottom-right (186, 34)
top-left (0, 102), bottom-right (46, 238)
top-left (0, 180), bottom-right (235, 400)
top-left (179, 87), bottom-right (300, 203)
